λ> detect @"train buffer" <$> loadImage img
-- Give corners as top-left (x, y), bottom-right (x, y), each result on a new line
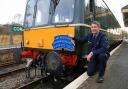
top-left (64, 42), bottom-right (128, 89)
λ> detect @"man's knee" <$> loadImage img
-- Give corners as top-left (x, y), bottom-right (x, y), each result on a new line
top-left (98, 53), bottom-right (107, 61)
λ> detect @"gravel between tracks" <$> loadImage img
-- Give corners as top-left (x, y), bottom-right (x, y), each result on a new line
top-left (0, 68), bottom-right (42, 89)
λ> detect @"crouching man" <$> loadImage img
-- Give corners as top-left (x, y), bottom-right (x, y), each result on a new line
top-left (70, 21), bottom-right (110, 83)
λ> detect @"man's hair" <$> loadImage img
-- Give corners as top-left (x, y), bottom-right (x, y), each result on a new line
top-left (91, 21), bottom-right (101, 28)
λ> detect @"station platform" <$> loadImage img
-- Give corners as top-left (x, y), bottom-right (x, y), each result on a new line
top-left (77, 43), bottom-right (128, 89)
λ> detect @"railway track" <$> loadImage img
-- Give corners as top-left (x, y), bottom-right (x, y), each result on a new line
top-left (18, 76), bottom-right (71, 89)
top-left (0, 62), bottom-right (84, 89)
top-left (18, 77), bottom-right (43, 89)
top-left (0, 61), bottom-right (15, 68)
top-left (0, 63), bottom-right (43, 89)
top-left (13, 64), bottom-right (86, 89)
top-left (0, 64), bottom-right (25, 78)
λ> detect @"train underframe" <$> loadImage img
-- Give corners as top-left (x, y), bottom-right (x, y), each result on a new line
top-left (21, 49), bottom-right (87, 81)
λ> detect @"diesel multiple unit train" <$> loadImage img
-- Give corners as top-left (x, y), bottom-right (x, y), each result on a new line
top-left (21, 0), bottom-right (122, 78)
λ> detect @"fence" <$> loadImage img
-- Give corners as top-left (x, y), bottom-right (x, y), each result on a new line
top-left (0, 33), bottom-right (22, 46)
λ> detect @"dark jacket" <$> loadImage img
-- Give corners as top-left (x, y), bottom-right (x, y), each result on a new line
top-left (74, 32), bottom-right (109, 56)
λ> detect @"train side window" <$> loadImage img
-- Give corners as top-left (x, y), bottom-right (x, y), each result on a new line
top-left (95, 0), bottom-right (120, 29)
top-left (95, 0), bottom-right (108, 29)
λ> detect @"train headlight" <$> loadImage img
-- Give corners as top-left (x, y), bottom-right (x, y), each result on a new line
top-left (25, 40), bottom-right (29, 45)
top-left (38, 40), bottom-right (43, 47)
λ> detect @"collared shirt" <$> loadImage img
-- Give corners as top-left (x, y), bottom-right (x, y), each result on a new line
top-left (93, 32), bottom-right (99, 38)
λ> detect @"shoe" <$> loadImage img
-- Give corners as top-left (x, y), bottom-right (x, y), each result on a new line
top-left (96, 76), bottom-right (104, 83)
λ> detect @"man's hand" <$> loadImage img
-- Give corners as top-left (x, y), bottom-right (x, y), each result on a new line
top-left (68, 34), bottom-right (74, 39)
top-left (87, 52), bottom-right (93, 62)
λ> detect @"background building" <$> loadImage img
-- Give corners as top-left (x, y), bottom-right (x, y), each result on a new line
top-left (122, 5), bottom-right (128, 27)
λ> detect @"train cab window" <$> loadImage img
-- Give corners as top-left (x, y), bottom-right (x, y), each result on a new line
top-left (52, 0), bottom-right (75, 23)
top-left (35, 0), bottom-right (51, 26)
top-left (95, 0), bottom-right (108, 28)
top-left (24, 0), bottom-right (36, 28)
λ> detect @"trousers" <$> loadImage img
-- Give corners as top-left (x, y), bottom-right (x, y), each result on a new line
top-left (87, 53), bottom-right (108, 77)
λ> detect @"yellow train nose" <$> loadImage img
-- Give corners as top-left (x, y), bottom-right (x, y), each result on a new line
top-left (23, 27), bottom-right (75, 49)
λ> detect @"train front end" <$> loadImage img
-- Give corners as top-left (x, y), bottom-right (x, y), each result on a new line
top-left (22, 0), bottom-right (87, 77)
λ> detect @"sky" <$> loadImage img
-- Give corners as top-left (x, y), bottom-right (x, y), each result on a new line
top-left (105, 0), bottom-right (128, 27)
top-left (0, 0), bottom-right (26, 24)
top-left (0, 0), bottom-right (127, 27)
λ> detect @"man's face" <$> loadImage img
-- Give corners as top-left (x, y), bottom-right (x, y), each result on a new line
top-left (90, 23), bottom-right (100, 34)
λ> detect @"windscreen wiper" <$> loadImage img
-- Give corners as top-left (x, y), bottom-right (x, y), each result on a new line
top-left (53, 0), bottom-right (60, 8)
top-left (52, 0), bottom-right (60, 12)
top-left (49, 0), bottom-right (60, 22)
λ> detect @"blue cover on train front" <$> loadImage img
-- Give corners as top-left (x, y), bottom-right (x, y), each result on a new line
top-left (52, 35), bottom-right (75, 51)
